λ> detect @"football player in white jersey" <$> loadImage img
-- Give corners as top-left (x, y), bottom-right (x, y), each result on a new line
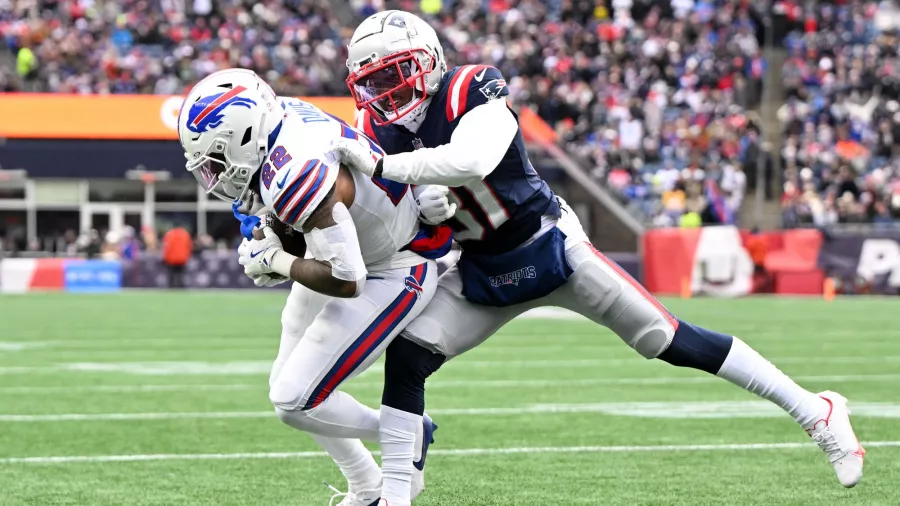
top-left (177, 68), bottom-right (454, 506)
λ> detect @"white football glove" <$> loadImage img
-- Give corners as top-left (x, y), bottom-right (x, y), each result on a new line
top-left (328, 137), bottom-right (378, 177)
top-left (237, 227), bottom-right (284, 278)
top-left (252, 272), bottom-right (289, 287)
top-left (413, 185), bottom-right (457, 225)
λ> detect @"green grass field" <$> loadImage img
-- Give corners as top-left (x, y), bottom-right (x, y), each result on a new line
top-left (1, 292), bottom-right (898, 505)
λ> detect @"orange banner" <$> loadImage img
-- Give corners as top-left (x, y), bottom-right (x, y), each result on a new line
top-left (0, 94), bottom-right (358, 140)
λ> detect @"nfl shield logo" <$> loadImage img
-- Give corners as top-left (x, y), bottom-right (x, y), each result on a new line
top-left (412, 138), bottom-right (424, 150)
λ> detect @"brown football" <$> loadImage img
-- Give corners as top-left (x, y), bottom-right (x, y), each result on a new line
top-left (253, 213), bottom-right (307, 258)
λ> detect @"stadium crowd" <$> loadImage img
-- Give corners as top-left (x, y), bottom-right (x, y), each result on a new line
top-left (0, 0), bottom-right (897, 228)
top-left (778, 0), bottom-right (900, 226)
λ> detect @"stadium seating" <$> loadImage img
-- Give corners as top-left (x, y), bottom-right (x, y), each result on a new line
top-left (1, 0), bottom-right (897, 236)
top-left (779, 0), bottom-right (900, 225)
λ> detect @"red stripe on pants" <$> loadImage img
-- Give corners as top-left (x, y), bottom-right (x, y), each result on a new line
top-left (586, 242), bottom-right (679, 331)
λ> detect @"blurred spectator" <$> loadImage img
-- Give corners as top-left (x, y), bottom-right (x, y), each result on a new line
top-left (0, 0), bottom-right (347, 96)
top-left (162, 226), bottom-right (192, 289)
top-left (119, 226), bottom-right (142, 260)
top-left (78, 229), bottom-right (103, 259)
top-left (194, 233), bottom-right (215, 252)
top-left (779, 0), bottom-right (900, 226)
top-left (11, 0), bottom-right (899, 230)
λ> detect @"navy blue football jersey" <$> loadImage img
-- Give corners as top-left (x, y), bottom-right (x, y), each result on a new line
top-left (361, 65), bottom-right (560, 255)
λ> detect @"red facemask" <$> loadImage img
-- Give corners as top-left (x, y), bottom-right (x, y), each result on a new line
top-left (347, 49), bottom-right (435, 126)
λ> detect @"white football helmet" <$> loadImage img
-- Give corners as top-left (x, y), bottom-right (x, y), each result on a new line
top-left (178, 68), bottom-right (284, 202)
top-left (346, 10), bottom-right (446, 127)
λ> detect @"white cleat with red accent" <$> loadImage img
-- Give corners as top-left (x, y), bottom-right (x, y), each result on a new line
top-left (326, 483), bottom-right (381, 506)
top-left (806, 391), bottom-right (865, 488)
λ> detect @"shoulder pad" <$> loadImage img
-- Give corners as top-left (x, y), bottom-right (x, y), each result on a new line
top-left (444, 65), bottom-right (508, 122)
top-left (355, 108), bottom-right (380, 143)
top-left (265, 156), bottom-right (338, 229)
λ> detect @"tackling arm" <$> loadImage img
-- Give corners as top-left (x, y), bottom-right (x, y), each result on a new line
top-left (378, 99), bottom-right (518, 186)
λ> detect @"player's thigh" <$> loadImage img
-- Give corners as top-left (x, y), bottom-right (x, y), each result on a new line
top-left (270, 282), bottom-right (328, 386)
top-left (401, 264), bottom-right (522, 359)
top-left (549, 241), bottom-right (677, 358)
top-left (270, 262), bottom-right (436, 410)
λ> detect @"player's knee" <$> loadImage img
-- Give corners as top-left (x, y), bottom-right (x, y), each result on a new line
top-left (616, 307), bottom-right (677, 359)
top-left (382, 337), bottom-right (445, 415)
top-left (268, 378), bottom-right (312, 415)
top-left (272, 403), bottom-right (320, 433)
top-left (280, 311), bottom-right (305, 340)
top-left (632, 326), bottom-right (674, 359)
top-left (657, 319), bottom-right (734, 374)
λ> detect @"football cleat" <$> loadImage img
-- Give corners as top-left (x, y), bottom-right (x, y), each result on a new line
top-left (805, 391), bottom-right (865, 488)
top-left (325, 482), bottom-right (381, 506)
top-left (410, 414), bottom-right (438, 501)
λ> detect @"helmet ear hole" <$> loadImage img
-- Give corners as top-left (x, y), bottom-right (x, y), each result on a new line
top-left (240, 127), bottom-right (253, 146)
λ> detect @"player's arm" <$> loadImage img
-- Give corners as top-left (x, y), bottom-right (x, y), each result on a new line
top-left (246, 175), bottom-right (367, 298)
top-left (379, 98), bottom-right (516, 185)
top-left (333, 67), bottom-right (517, 186)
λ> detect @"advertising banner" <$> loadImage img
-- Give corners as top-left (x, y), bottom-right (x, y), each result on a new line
top-left (0, 94), bottom-right (358, 140)
top-left (818, 231), bottom-right (900, 295)
top-left (63, 261), bottom-right (123, 293)
top-left (0, 258), bottom-right (122, 293)
top-left (644, 226), bottom-right (753, 296)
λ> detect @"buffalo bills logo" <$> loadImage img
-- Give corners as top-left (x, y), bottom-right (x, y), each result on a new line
top-left (404, 276), bottom-right (423, 297)
top-left (186, 85), bottom-right (257, 134)
top-left (479, 79), bottom-right (507, 101)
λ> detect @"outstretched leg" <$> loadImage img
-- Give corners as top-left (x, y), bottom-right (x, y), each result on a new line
top-left (551, 238), bottom-right (865, 487)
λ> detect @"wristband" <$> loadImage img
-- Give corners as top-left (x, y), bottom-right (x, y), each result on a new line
top-left (268, 250), bottom-right (298, 279)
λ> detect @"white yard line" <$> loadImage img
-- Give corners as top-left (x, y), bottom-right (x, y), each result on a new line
top-left (3, 353), bottom-right (900, 376)
top-left (3, 373), bottom-right (900, 395)
top-left (1, 441), bottom-right (899, 465)
top-left (0, 384), bottom-right (262, 394)
top-left (4, 400), bottom-right (900, 422)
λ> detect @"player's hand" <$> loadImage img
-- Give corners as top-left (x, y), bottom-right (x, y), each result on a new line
top-left (234, 191), bottom-right (267, 217)
top-left (328, 137), bottom-right (378, 177)
top-left (251, 273), bottom-right (290, 287)
top-left (237, 227), bottom-right (284, 278)
top-left (414, 185), bottom-right (457, 225)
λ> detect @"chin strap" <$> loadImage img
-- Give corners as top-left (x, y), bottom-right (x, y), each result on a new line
top-left (232, 201), bottom-right (262, 240)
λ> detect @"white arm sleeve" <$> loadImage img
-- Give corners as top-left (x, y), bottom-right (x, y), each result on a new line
top-left (304, 203), bottom-right (367, 293)
top-left (381, 99), bottom-right (518, 186)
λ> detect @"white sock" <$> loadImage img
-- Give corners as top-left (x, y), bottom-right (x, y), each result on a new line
top-left (310, 434), bottom-right (382, 493)
top-left (379, 406), bottom-right (420, 506)
top-left (717, 337), bottom-right (828, 427)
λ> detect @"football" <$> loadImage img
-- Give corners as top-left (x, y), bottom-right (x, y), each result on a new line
top-left (253, 212), bottom-right (308, 258)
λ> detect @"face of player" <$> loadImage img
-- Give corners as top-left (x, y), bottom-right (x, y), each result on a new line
top-left (194, 152), bottom-right (228, 193)
top-left (353, 60), bottom-right (417, 114)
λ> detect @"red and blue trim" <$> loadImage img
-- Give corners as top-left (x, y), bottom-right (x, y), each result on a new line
top-left (304, 263), bottom-right (429, 410)
top-left (285, 165), bottom-right (328, 225)
top-left (409, 224), bottom-right (453, 260)
top-left (273, 159), bottom-right (317, 216)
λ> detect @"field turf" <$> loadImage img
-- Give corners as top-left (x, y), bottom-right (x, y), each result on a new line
top-left (0, 292), bottom-right (898, 505)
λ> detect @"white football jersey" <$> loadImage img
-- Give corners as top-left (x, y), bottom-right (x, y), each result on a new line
top-left (258, 98), bottom-right (422, 271)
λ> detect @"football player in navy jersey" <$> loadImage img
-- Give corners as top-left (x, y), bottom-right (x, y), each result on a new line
top-left (330, 10), bottom-right (864, 505)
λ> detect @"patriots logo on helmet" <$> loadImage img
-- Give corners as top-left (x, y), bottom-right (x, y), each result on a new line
top-left (404, 275), bottom-right (423, 297)
top-left (479, 79), bottom-right (507, 101)
top-left (387, 14), bottom-right (407, 28)
top-left (186, 85), bottom-right (257, 134)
